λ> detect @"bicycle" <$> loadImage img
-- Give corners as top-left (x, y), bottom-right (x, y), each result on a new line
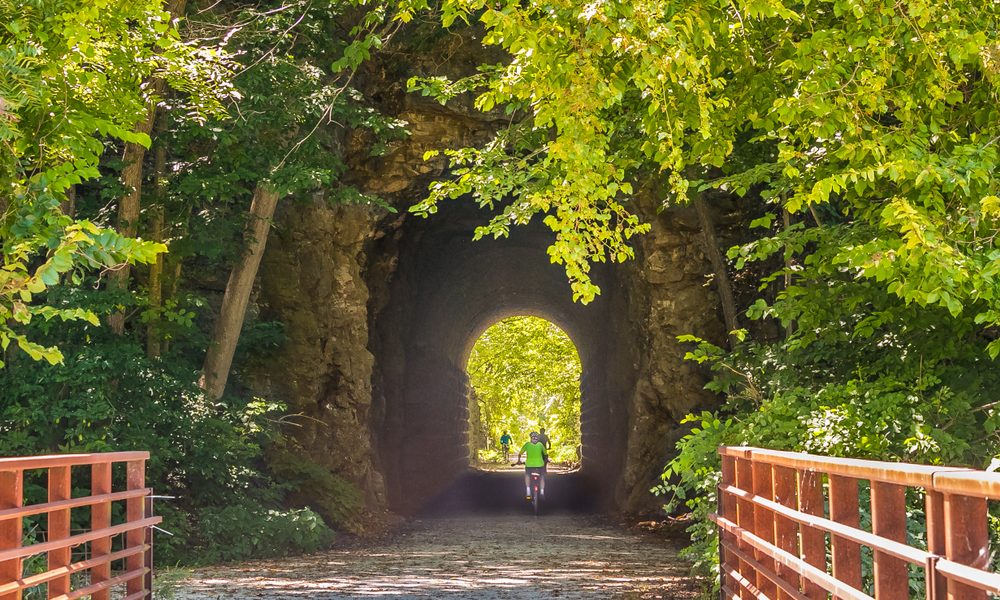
top-left (528, 470), bottom-right (542, 515)
top-left (513, 459), bottom-right (544, 516)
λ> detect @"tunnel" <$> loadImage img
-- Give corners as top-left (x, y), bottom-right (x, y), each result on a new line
top-left (257, 164), bottom-right (723, 519)
top-left (371, 200), bottom-right (639, 514)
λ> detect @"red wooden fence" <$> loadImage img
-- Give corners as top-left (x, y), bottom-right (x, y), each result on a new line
top-left (713, 447), bottom-right (1000, 600)
top-left (0, 452), bottom-right (161, 600)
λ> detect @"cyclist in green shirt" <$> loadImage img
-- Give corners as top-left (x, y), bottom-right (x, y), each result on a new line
top-left (517, 431), bottom-right (548, 500)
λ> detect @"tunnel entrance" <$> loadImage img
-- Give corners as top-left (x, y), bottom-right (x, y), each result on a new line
top-left (466, 316), bottom-right (582, 468)
top-left (258, 180), bottom-right (724, 520)
top-left (371, 200), bottom-right (635, 515)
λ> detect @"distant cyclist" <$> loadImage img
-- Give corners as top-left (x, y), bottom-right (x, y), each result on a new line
top-left (537, 427), bottom-right (552, 451)
top-left (516, 431), bottom-right (548, 500)
top-left (499, 431), bottom-right (513, 462)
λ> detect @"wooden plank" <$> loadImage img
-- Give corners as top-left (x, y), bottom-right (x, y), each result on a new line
top-left (828, 475), bottom-right (862, 590)
top-left (942, 493), bottom-right (988, 600)
top-left (797, 469), bottom-right (825, 600)
top-left (735, 456), bottom-right (755, 600)
top-left (125, 461), bottom-right (146, 597)
top-left (0, 518), bottom-right (161, 564)
top-left (871, 481), bottom-right (908, 600)
top-left (0, 546), bottom-right (145, 595)
top-left (720, 454), bottom-right (737, 600)
top-left (0, 489), bottom-right (150, 522)
top-left (933, 471), bottom-right (1000, 500)
top-left (0, 470), bottom-right (22, 600)
top-left (91, 463), bottom-right (112, 600)
top-left (723, 540), bottom-right (812, 600)
top-left (925, 489), bottom-right (946, 599)
top-left (936, 558), bottom-right (1000, 594)
top-left (47, 466), bottom-right (72, 599)
top-left (0, 453), bottom-right (149, 471)
top-left (749, 449), bottom-right (969, 487)
top-left (772, 465), bottom-right (800, 599)
top-left (752, 460), bottom-right (778, 599)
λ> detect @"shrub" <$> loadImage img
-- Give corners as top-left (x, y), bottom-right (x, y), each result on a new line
top-left (187, 503), bottom-right (335, 564)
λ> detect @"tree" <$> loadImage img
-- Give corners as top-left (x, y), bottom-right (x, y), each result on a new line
top-left (412, 0), bottom-right (1000, 356)
top-left (191, 0), bottom-right (408, 397)
top-left (0, 0), bottom-right (230, 366)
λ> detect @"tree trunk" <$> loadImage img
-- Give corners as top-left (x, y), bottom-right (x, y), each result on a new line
top-left (693, 195), bottom-right (741, 348)
top-left (146, 142), bottom-right (167, 358)
top-left (105, 132), bottom-right (151, 334)
top-left (61, 186), bottom-right (76, 217)
top-left (201, 183), bottom-right (281, 399)
top-left (105, 0), bottom-right (187, 335)
top-left (782, 209), bottom-right (795, 338)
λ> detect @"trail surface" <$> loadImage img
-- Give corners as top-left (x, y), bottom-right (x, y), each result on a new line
top-left (172, 514), bottom-right (700, 599)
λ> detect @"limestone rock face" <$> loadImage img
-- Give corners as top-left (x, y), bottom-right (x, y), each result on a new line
top-left (256, 200), bottom-right (386, 506)
top-left (617, 200), bottom-right (726, 513)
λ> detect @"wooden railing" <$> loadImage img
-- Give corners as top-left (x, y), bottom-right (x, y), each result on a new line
top-left (712, 446), bottom-right (1000, 600)
top-left (0, 452), bottom-right (161, 600)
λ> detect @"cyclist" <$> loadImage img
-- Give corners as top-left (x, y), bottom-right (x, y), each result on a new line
top-left (537, 427), bottom-right (552, 451)
top-left (499, 431), bottom-right (513, 462)
top-left (516, 431), bottom-right (548, 500)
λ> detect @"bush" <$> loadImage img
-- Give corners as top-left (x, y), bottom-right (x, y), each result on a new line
top-left (268, 439), bottom-right (363, 533)
top-left (187, 503), bottom-right (335, 564)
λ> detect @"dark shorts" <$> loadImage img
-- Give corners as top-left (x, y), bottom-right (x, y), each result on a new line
top-left (525, 466), bottom-right (545, 476)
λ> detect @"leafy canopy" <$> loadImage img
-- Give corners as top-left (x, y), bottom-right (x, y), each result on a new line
top-left (411, 0), bottom-right (1000, 353)
top-left (0, 0), bottom-right (231, 366)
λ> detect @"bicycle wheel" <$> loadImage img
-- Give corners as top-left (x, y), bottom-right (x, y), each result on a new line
top-left (532, 485), bottom-right (540, 516)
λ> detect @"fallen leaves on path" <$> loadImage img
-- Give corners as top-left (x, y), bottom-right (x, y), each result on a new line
top-left (172, 514), bottom-right (702, 599)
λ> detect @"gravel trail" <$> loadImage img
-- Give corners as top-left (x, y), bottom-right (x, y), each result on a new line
top-left (172, 514), bottom-right (701, 599)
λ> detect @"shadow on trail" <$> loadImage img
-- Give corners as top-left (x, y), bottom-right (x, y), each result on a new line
top-left (418, 468), bottom-right (601, 516)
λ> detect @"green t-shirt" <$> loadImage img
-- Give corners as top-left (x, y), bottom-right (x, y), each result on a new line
top-left (500, 434), bottom-right (512, 446)
top-left (520, 441), bottom-right (547, 467)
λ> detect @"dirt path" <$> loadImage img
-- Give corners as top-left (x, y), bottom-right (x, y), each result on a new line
top-left (171, 514), bottom-right (701, 599)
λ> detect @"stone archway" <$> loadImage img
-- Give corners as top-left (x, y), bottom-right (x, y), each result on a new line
top-left (252, 99), bottom-right (727, 520)
top-left (370, 200), bottom-right (633, 513)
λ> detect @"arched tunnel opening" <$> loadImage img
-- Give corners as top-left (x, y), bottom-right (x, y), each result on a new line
top-left (370, 199), bottom-right (640, 515)
top-left (258, 176), bottom-right (723, 521)
top-left (464, 315), bottom-right (582, 469)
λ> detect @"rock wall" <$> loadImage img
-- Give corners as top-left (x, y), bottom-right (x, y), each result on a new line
top-left (616, 199), bottom-right (726, 513)
top-left (255, 199), bottom-right (387, 507)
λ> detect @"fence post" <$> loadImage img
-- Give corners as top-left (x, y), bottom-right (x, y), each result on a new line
top-left (751, 460), bottom-right (778, 598)
top-left (144, 496), bottom-right (154, 594)
top-left (735, 452), bottom-right (756, 600)
top-left (798, 469), bottom-right (826, 600)
top-left (720, 452), bottom-right (737, 600)
top-left (943, 493), bottom-right (988, 600)
top-left (772, 465), bottom-right (799, 599)
top-left (91, 462), bottom-right (112, 600)
top-left (828, 474), bottom-right (862, 591)
top-left (47, 466), bottom-right (72, 598)
top-left (0, 470), bottom-right (22, 600)
top-left (126, 460), bottom-right (147, 597)
top-left (871, 481), bottom-right (908, 600)
top-left (925, 489), bottom-right (946, 600)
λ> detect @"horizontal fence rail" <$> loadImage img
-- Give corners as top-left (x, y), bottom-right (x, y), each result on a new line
top-left (712, 446), bottom-right (999, 600)
top-left (0, 452), bottom-right (161, 600)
